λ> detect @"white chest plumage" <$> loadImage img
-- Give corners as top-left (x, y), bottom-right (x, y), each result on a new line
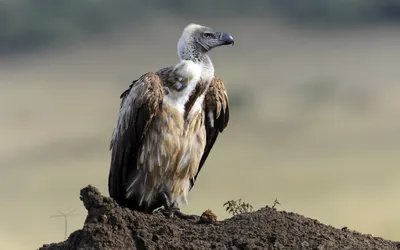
top-left (163, 60), bottom-right (203, 115)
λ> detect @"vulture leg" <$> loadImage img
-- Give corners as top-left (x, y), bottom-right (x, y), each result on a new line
top-left (158, 192), bottom-right (197, 221)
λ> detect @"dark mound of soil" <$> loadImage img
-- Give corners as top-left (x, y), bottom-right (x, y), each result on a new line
top-left (40, 185), bottom-right (400, 250)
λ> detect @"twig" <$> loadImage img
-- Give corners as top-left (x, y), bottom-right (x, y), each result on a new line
top-left (50, 208), bottom-right (82, 239)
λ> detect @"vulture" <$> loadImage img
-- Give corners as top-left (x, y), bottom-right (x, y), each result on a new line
top-left (108, 23), bottom-right (234, 219)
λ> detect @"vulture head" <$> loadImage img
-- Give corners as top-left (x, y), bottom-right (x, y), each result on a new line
top-left (177, 23), bottom-right (234, 61)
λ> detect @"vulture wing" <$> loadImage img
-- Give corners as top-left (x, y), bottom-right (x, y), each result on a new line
top-left (108, 72), bottom-right (164, 208)
top-left (190, 76), bottom-right (230, 189)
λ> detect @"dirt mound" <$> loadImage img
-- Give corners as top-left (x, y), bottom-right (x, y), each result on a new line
top-left (40, 185), bottom-right (399, 250)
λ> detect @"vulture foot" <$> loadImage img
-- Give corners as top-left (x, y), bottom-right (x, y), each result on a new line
top-left (157, 191), bottom-right (197, 221)
top-left (161, 207), bottom-right (197, 221)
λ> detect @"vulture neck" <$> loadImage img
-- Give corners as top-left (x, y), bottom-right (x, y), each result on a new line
top-left (178, 42), bottom-right (214, 80)
top-left (174, 43), bottom-right (215, 119)
top-left (187, 54), bottom-right (214, 82)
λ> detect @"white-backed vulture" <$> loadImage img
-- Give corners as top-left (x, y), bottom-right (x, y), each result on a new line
top-left (108, 23), bottom-right (234, 219)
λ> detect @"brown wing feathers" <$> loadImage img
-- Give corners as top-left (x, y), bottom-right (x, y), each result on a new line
top-left (108, 72), bottom-right (164, 208)
top-left (190, 76), bottom-right (229, 189)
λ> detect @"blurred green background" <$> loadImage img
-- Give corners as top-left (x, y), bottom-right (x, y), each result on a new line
top-left (2, 1), bottom-right (400, 249)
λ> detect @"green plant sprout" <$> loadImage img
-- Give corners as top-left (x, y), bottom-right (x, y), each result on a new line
top-left (223, 199), bottom-right (253, 216)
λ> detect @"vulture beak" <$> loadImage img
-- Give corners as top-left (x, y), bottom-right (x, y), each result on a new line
top-left (216, 32), bottom-right (234, 46)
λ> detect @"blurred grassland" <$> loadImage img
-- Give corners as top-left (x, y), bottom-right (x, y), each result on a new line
top-left (2, 0), bottom-right (400, 54)
top-left (1, 17), bottom-right (400, 249)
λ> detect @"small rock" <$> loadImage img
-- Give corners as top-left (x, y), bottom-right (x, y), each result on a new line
top-left (199, 209), bottom-right (217, 224)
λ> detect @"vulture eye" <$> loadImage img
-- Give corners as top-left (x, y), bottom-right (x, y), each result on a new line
top-left (203, 32), bottom-right (212, 38)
